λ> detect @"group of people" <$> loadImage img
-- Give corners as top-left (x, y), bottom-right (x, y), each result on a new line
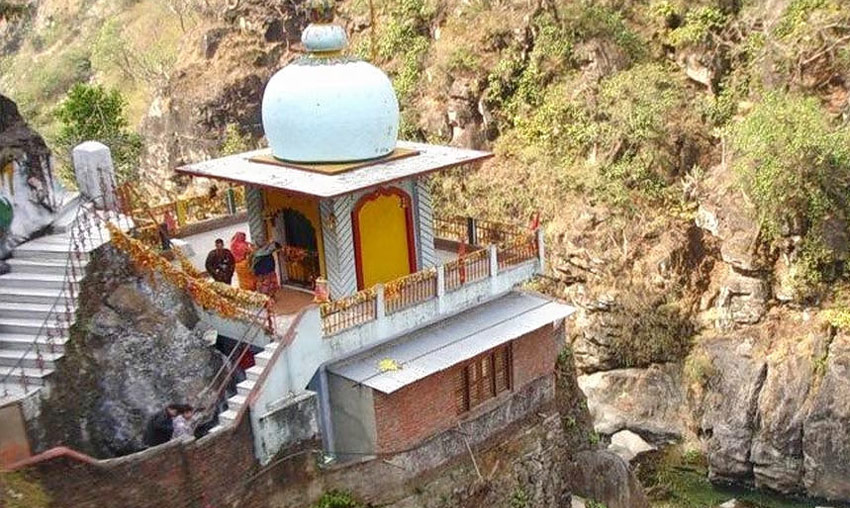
top-left (142, 404), bottom-right (198, 447)
top-left (204, 232), bottom-right (280, 295)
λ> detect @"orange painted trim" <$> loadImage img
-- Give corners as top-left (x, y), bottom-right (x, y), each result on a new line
top-left (351, 186), bottom-right (417, 290)
top-left (5, 446), bottom-right (98, 471)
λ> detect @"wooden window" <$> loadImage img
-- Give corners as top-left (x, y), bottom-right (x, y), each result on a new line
top-left (455, 344), bottom-right (512, 414)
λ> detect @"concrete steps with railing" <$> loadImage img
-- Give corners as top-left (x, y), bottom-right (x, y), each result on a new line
top-left (0, 208), bottom-right (116, 402)
top-left (212, 342), bottom-right (279, 430)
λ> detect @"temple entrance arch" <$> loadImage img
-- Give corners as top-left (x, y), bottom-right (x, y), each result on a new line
top-left (273, 208), bottom-right (320, 287)
top-left (352, 187), bottom-right (416, 290)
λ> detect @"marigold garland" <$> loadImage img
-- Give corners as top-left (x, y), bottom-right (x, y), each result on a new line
top-left (172, 246), bottom-right (268, 307)
top-left (107, 223), bottom-right (268, 321)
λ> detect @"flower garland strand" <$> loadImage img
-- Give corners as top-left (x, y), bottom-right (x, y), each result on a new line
top-left (107, 223), bottom-right (269, 319)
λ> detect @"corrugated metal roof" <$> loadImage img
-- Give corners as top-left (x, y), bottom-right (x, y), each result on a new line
top-left (175, 141), bottom-right (492, 198)
top-left (328, 292), bottom-right (575, 394)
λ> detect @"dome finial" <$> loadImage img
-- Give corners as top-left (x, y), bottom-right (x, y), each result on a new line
top-left (302, 0), bottom-right (347, 54)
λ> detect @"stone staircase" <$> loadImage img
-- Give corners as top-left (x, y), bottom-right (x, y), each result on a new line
top-left (0, 203), bottom-right (122, 403)
top-left (212, 341), bottom-right (279, 429)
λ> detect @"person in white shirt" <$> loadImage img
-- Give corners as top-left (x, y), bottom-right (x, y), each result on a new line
top-left (171, 405), bottom-right (197, 440)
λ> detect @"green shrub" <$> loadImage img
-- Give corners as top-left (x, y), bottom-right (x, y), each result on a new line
top-left (509, 486), bottom-right (529, 508)
top-left (219, 124), bottom-right (253, 156)
top-left (668, 7), bottom-right (727, 47)
top-left (726, 92), bottom-right (850, 295)
top-left (312, 490), bottom-right (361, 508)
top-left (54, 84), bottom-right (143, 183)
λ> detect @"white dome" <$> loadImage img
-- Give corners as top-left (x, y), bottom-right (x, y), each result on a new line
top-left (261, 8), bottom-right (399, 163)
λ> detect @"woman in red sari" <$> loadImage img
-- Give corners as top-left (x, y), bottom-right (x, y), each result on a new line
top-left (230, 232), bottom-right (256, 290)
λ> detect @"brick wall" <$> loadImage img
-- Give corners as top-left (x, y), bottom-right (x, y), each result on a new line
top-left (23, 416), bottom-right (259, 508)
top-left (373, 322), bottom-right (563, 454)
top-left (513, 322), bottom-right (560, 387)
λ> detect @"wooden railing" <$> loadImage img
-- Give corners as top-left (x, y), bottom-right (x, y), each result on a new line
top-left (444, 248), bottom-right (490, 292)
top-left (385, 268), bottom-right (438, 315)
top-left (498, 234), bottom-right (539, 269)
top-left (433, 215), bottom-right (526, 247)
top-left (117, 182), bottom-right (246, 246)
top-left (320, 289), bottom-right (378, 335)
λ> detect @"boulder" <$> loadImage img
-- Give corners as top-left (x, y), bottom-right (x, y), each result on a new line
top-left (578, 363), bottom-right (685, 442)
top-left (803, 332), bottom-right (850, 501)
top-left (37, 250), bottom-right (222, 458)
top-left (715, 267), bottom-right (769, 327)
top-left (568, 450), bottom-right (650, 508)
top-left (608, 430), bottom-right (656, 463)
top-left (86, 280), bottom-right (220, 456)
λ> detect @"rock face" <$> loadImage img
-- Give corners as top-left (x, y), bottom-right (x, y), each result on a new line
top-left (35, 247), bottom-right (221, 457)
top-left (579, 363), bottom-right (686, 443)
top-left (699, 337), bottom-right (768, 483)
top-left (0, 94), bottom-right (63, 258)
top-left (689, 324), bottom-right (850, 502)
top-left (139, 0), bottom-right (306, 179)
top-left (802, 332), bottom-right (850, 500)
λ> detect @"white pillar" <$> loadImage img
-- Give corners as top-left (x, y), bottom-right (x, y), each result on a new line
top-left (488, 244), bottom-right (499, 295)
top-left (72, 141), bottom-right (117, 211)
top-left (536, 228), bottom-right (545, 274)
top-left (375, 283), bottom-right (386, 338)
top-left (436, 264), bottom-right (445, 314)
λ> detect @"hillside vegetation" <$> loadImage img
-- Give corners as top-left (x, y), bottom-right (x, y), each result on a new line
top-left (2, 0), bottom-right (850, 504)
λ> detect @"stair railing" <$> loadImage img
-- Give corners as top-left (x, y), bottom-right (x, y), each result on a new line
top-left (0, 196), bottom-right (127, 398)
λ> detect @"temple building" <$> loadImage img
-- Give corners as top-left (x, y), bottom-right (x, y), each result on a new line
top-left (176, 0), bottom-right (574, 463)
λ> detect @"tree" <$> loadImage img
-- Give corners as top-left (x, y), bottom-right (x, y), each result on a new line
top-left (55, 84), bottom-right (143, 183)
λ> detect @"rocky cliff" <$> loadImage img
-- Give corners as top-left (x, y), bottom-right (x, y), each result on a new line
top-left (0, 94), bottom-right (63, 258)
top-left (30, 245), bottom-right (222, 457)
top-left (4, 0), bottom-right (850, 504)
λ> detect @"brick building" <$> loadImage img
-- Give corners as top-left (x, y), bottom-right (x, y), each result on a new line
top-left (325, 292), bottom-right (570, 457)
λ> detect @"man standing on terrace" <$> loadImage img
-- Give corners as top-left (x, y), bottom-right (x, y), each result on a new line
top-left (205, 238), bottom-right (235, 285)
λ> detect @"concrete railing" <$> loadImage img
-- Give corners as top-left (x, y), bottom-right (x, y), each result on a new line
top-left (320, 229), bottom-right (543, 337)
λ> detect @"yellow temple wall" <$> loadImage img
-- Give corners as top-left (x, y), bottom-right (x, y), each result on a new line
top-left (262, 190), bottom-right (327, 278)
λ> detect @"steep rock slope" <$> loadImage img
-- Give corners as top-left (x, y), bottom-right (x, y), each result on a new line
top-left (31, 246), bottom-right (221, 458)
top-left (0, 94), bottom-right (62, 258)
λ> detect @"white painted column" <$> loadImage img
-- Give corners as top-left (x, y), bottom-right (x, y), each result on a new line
top-left (488, 244), bottom-right (499, 294)
top-left (72, 141), bottom-right (117, 211)
top-left (436, 264), bottom-right (445, 314)
top-left (536, 228), bottom-right (545, 274)
top-left (375, 283), bottom-right (386, 338)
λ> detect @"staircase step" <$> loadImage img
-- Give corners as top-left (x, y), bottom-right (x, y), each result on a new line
top-left (236, 379), bottom-right (256, 397)
top-left (0, 365), bottom-right (53, 386)
top-left (0, 272), bottom-right (67, 290)
top-left (254, 349), bottom-right (275, 368)
top-left (218, 409), bottom-right (238, 424)
top-left (0, 333), bottom-right (68, 353)
top-left (0, 350), bottom-right (62, 369)
top-left (245, 365), bottom-right (263, 382)
top-left (0, 302), bottom-right (76, 320)
top-left (228, 394), bottom-right (247, 408)
top-left (0, 286), bottom-right (75, 305)
top-left (6, 258), bottom-right (72, 276)
top-left (0, 317), bottom-right (70, 335)
top-left (11, 241), bottom-right (85, 261)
